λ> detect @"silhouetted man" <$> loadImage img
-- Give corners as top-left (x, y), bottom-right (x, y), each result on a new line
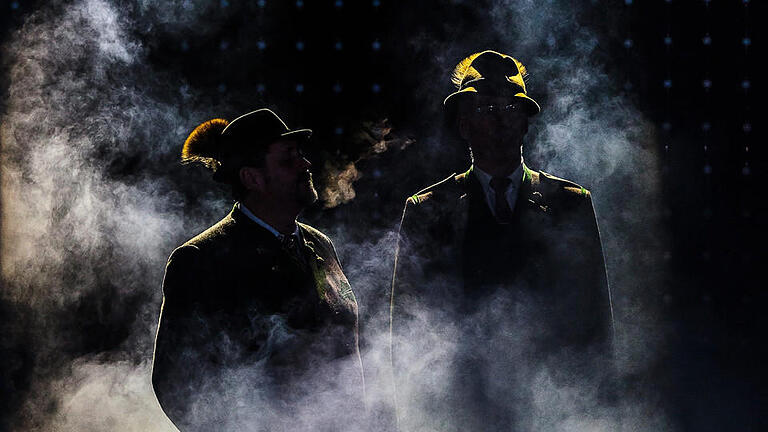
top-left (152, 109), bottom-right (364, 432)
top-left (390, 50), bottom-right (614, 431)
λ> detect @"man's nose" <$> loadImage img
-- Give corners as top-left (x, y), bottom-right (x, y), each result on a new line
top-left (300, 157), bottom-right (312, 170)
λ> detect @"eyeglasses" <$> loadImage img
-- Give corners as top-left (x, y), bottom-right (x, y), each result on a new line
top-left (474, 103), bottom-right (523, 114)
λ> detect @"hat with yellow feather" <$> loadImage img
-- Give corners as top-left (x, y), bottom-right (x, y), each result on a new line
top-left (444, 50), bottom-right (541, 118)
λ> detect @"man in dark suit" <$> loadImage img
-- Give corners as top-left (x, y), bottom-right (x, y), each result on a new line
top-left (152, 109), bottom-right (364, 432)
top-left (390, 50), bottom-right (614, 431)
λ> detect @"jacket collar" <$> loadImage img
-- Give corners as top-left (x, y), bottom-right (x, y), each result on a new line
top-left (229, 204), bottom-right (323, 262)
top-left (458, 163), bottom-right (548, 215)
top-left (228, 204), bottom-right (285, 248)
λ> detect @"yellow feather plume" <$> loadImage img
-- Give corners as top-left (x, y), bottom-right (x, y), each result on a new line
top-left (181, 118), bottom-right (229, 171)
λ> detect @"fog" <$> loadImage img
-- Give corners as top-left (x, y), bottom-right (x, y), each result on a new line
top-left (1, 0), bottom-right (669, 430)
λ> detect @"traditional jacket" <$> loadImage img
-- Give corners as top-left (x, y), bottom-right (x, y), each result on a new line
top-left (390, 164), bottom-right (613, 431)
top-left (152, 205), bottom-right (363, 432)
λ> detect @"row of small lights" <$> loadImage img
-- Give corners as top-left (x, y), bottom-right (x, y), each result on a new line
top-left (656, 0), bottom-right (752, 178)
top-left (214, 0), bottom-right (384, 99)
top-left (258, 0), bottom-right (384, 136)
top-left (215, 83), bottom-right (383, 95)
top-left (661, 0), bottom-right (672, 159)
top-left (702, 0), bottom-right (713, 178)
top-left (740, 0), bottom-right (751, 179)
top-left (221, 0), bottom-right (382, 8)
top-left (179, 39), bottom-right (382, 52)
top-left (8, 0), bottom-right (384, 10)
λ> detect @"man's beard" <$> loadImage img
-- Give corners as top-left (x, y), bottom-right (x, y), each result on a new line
top-left (297, 172), bottom-right (318, 206)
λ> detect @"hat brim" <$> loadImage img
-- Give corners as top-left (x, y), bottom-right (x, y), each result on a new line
top-left (278, 128), bottom-right (313, 142)
top-left (443, 87), bottom-right (541, 116)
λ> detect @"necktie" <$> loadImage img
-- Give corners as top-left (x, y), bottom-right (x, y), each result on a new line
top-left (489, 176), bottom-right (513, 224)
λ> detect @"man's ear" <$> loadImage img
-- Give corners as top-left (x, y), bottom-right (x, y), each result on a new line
top-left (239, 166), bottom-right (265, 193)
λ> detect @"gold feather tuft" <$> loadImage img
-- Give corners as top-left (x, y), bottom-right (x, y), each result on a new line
top-left (181, 118), bottom-right (229, 171)
top-left (451, 52), bottom-right (484, 88)
top-left (518, 61), bottom-right (530, 87)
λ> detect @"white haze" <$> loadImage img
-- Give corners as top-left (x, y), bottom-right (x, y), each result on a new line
top-left (1, 0), bottom-right (670, 430)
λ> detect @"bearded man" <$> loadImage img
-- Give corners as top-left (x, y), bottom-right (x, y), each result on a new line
top-left (152, 109), bottom-right (364, 432)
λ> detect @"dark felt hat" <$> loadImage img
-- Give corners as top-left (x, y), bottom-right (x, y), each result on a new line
top-left (182, 108), bottom-right (312, 184)
top-left (221, 108), bottom-right (312, 151)
top-left (214, 109), bottom-right (311, 182)
top-left (444, 50), bottom-right (541, 118)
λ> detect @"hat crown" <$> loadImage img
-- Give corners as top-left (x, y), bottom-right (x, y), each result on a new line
top-left (444, 50), bottom-right (540, 116)
top-left (221, 109), bottom-right (291, 143)
top-left (460, 50), bottom-right (527, 93)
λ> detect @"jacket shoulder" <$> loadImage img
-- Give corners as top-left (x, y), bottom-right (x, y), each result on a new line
top-left (405, 171), bottom-right (466, 207)
top-left (537, 170), bottom-right (592, 201)
top-left (182, 213), bottom-right (236, 250)
top-left (162, 243), bottom-right (204, 298)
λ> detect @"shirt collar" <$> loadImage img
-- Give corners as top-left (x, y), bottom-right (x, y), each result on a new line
top-left (473, 158), bottom-right (525, 191)
top-left (235, 202), bottom-right (300, 240)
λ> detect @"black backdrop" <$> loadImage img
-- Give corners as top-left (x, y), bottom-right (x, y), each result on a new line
top-left (1, 1), bottom-right (765, 430)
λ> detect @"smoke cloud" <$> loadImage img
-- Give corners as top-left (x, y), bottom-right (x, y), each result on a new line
top-left (1, 0), bottom-right (669, 431)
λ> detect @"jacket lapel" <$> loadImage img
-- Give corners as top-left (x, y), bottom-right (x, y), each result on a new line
top-left (519, 164), bottom-right (549, 215)
top-left (452, 166), bottom-right (473, 252)
top-left (299, 226), bottom-right (356, 313)
top-left (298, 226), bottom-right (329, 300)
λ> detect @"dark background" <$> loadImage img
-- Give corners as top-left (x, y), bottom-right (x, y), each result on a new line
top-left (1, 0), bottom-right (764, 430)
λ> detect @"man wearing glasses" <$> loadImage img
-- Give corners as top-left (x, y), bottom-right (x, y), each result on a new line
top-left (389, 50), bottom-right (614, 431)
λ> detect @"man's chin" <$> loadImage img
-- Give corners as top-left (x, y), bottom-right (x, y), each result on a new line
top-left (298, 183), bottom-right (319, 206)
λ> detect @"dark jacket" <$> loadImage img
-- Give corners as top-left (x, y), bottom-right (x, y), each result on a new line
top-left (152, 205), bottom-right (364, 432)
top-left (390, 165), bottom-right (613, 431)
